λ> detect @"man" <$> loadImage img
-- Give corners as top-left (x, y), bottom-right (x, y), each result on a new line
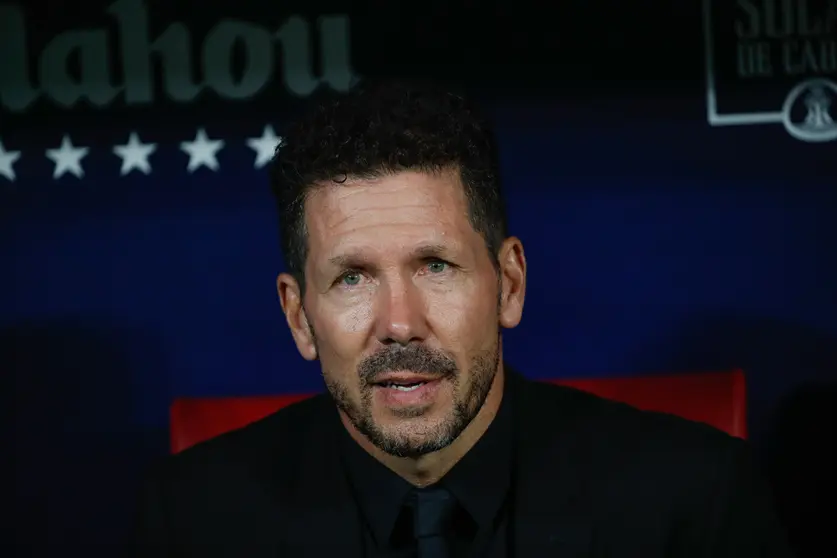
top-left (132, 81), bottom-right (794, 557)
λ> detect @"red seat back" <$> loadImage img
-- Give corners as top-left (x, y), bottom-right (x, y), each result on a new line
top-left (169, 370), bottom-right (746, 453)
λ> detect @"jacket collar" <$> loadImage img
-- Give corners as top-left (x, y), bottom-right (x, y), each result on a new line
top-left (508, 370), bottom-right (595, 557)
top-left (269, 369), bottom-right (596, 558)
top-left (269, 396), bottom-right (366, 557)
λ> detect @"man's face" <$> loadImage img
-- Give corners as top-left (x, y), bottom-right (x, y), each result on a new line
top-left (279, 170), bottom-right (524, 458)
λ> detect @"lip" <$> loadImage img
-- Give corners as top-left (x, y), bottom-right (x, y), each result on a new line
top-left (372, 372), bottom-right (444, 386)
top-left (372, 377), bottom-right (445, 408)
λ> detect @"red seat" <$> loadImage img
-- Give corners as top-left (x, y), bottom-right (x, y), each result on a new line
top-left (170, 369), bottom-right (746, 453)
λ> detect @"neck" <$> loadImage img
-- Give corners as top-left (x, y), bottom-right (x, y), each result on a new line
top-left (342, 364), bottom-right (506, 487)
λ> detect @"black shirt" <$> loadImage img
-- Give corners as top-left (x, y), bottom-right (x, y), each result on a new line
top-left (338, 377), bottom-right (515, 558)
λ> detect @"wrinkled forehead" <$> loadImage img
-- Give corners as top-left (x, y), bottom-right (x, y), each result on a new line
top-left (308, 170), bottom-right (469, 234)
top-left (302, 170), bottom-right (481, 268)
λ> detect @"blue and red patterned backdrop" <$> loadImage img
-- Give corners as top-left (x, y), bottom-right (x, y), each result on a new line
top-left (3, 0), bottom-right (835, 555)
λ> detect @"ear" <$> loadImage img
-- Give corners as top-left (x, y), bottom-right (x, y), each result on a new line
top-left (497, 237), bottom-right (526, 329)
top-left (277, 273), bottom-right (318, 360)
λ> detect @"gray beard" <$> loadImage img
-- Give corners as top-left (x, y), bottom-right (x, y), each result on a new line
top-left (324, 340), bottom-right (499, 458)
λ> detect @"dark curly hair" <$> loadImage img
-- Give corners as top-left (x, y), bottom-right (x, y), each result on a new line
top-left (269, 79), bottom-right (508, 291)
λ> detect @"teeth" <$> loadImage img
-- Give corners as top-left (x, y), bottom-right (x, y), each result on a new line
top-left (387, 382), bottom-right (425, 391)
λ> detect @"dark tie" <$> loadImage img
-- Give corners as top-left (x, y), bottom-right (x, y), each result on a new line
top-left (410, 486), bottom-right (456, 558)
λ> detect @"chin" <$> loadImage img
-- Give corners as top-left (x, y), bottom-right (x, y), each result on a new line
top-left (370, 414), bottom-right (461, 455)
top-left (376, 433), bottom-right (456, 459)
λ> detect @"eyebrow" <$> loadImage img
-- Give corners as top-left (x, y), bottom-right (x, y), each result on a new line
top-left (327, 243), bottom-right (453, 269)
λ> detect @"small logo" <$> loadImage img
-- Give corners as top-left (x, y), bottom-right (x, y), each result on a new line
top-left (782, 79), bottom-right (837, 142)
top-left (702, 0), bottom-right (837, 143)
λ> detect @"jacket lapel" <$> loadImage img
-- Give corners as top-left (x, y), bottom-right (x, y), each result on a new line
top-left (268, 396), bottom-right (365, 558)
top-left (509, 372), bottom-right (596, 558)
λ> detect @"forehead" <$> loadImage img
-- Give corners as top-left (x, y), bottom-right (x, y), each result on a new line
top-left (304, 170), bottom-right (476, 259)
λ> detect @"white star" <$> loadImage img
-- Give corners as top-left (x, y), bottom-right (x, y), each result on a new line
top-left (246, 125), bottom-right (283, 169)
top-left (46, 135), bottom-right (89, 179)
top-left (0, 139), bottom-right (21, 182)
top-left (113, 132), bottom-right (157, 176)
top-left (180, 128), bottom-right (224, 173)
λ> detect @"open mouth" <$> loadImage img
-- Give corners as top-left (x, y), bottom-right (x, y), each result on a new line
top-left (370, 375), bottom-right (445, 406)
top-left (379, 381), bottom-right (428, 392)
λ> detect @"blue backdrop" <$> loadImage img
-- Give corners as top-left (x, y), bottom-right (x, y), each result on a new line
top-left (3, 0), bottom-right (836, 556)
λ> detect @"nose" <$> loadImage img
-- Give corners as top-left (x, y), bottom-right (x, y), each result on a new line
top-left (375, 276), bottom-right (429, 346)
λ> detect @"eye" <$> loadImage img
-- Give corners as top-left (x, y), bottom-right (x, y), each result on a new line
top-left (426, 260), bottom-right (449, 274)
top-left (337, 271), bottom-right (363, 287)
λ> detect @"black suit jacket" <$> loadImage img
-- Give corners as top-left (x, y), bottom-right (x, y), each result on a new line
top-left (131, 372), bottom-right (794, 557)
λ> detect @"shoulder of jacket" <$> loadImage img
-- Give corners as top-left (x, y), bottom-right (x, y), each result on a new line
top-left (145, 393), bottom-right (332, 483)
top-left (519, 378), bottom-right (741, 456)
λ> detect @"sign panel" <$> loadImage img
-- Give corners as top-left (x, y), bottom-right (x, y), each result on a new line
top-left (0, 0), bottom-right (358, 184)
top-left (703, 0), bottom-right (837, 142)
top-left (0, 0), bottom-right (357, 114)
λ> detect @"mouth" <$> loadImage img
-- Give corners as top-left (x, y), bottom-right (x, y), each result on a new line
top-left (370, 374), bottom-right (446, 407)
top-left (372, 372), bottom-right (443, 389)
top-left (379, 381), bottom-right (428, 392)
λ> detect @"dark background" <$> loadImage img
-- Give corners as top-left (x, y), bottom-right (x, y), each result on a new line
top-left (2, 0), bottom-right (835, 556)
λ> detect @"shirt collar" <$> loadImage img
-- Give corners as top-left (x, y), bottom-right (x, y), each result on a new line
top-left (338, 420), bottom-right (414, 546)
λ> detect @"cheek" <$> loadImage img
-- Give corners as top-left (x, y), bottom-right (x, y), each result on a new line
top-left (425, 285), bottom-right (497, 346)
top-left (313, 301), bottom-right (375, 363)
top-left (334, 299), bottom-right (375, 334)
